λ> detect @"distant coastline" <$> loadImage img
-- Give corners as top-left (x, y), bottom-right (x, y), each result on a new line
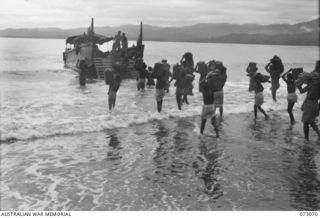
top-left (0, 18), bottom-right (318, 46)
top-left (0, 35), bottom-right (318, 47)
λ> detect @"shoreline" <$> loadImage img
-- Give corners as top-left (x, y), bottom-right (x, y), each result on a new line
top-left (1, 107), bottom-right (318, 145)
top-left (1, 109), bottom-right (320, 210)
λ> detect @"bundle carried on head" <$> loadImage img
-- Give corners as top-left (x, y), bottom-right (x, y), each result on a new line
top-left (182, 52), bottom-right (194, 69)
top-left (291, 68), bottom-right (303, 81)
top-left (196, 61), bottom-right (208, 73)
top-left (246, 62), bottom-right (269, 92)
top-left (215, 61), bottom-right (227, 75)
top-left (208, 60), bottom-right (226, 74)
top-left (270, 55), bottom-right (284, 74)
top-left (207, 60), bottom-right (217, 69)
top-left (153, 62), bottom-right (165, 78)
top-left (206, 71), bottom-right (222, 92)
top-left (246, 62), bottom-right (258, 74)
top-left (295, 61), bottom-right (320, 86)
top-left (161, 59), bottom-right (170, 72)
top-left (295, 72), bottom-right (320, 86)
top-left (183, 52), bottom-right (193, 60)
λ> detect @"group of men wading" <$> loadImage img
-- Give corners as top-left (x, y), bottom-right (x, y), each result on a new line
top-left (104, 52), bottom-right (320, 141)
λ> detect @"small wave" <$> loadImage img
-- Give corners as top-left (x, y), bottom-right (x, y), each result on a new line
top-left (0, 111), bottom-right (195, 143)
top-left (0, 106), bottom-right (292, 144)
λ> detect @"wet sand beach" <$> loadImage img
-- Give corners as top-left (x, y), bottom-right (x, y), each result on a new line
top-left (1, 110), bottom-right (320, 211)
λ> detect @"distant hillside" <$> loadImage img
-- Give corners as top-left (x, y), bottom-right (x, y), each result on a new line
top-left (205, 32), bottom-right (319, 46)
top-left (0, 18), bottom-right (319, 46)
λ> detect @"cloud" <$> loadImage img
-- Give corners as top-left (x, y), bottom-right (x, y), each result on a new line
top-left (0, 0), bottom-right (318, 29)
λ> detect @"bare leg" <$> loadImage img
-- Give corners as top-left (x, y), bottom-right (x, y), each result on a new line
top-left (258, 106), bottom-right (269, 120)
top-left (108, 95), bottom-right (115, 111)
top-left (219, 106), bottom-right (223, 117)
top-left (287, 102), bottom-right (295, 124)
top-left (108, 96), bottom-right (112, 111)
top-left (254, 105), bottom-right (258, 119)
top-left (113, 95), bottom-right (117, 109)
top-left (211, 116), bottom-right (219, 137)
top-left (272, 89), bottom-right (277, 102)
top-left (176, 94), bottom-right (182, 110)
top-left (310, 122), bottom-right (320, 138)
top-left (157, 99), bottom-right (163, 112)
top-left (304, 123), bottom-right (309, 141)
top-left (200, 119), bottom-right (206, 134)
top-left (182, 95), bottom-right (189, 104)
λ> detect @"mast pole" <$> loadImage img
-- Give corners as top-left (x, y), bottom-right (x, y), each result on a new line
top-left (91, 18), bottom-right (94, 34)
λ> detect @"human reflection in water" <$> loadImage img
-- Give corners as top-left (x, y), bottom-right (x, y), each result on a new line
top-left (172, 119), bottom-right (191, 153)
top-left (106, 132), bottom-right (122, 161)
top-left (152, 119), bottom-right (196, 177)
top-left (194, 141), bottom-right (224, 200)
top-left (283, 125), bottom-right (295, 144)
top-left (290, 146), bottom-right (320, 210)
top-left (248, 120), bottom-right (264, 141)
top-left (152, 121), bottom-right (172, 177)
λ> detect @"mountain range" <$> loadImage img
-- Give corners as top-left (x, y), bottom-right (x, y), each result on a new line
top-left (0, 18), bottom-right (319, 46)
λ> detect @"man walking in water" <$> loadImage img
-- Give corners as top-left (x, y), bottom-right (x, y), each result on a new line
top-left (180, 52), bottom-right (195, 103)
top-left (76, 57), bottom-right (88, 86)
top-left (146, 66), bottom-right (155, 88)
top-left (172, 64), bottom-right (187, 110)
top-left (247, 62), bottom-right (270, 120)
top-left (206, 61), bottom-right (227, 118)
top-left (282, 68), bottom-right (300, 124)
top-left (199, 79), bottom-right (219, 137)
top-left (297, 60), bottom-right (320, 141)
top-left (137, 63), bottom-right (148, 91)
top-left (105, 69), bottom-right (121, 111)
top-left (161, 60), bottom-right (172, 93)
top-left (152, 61), bottom-right (171, 112)
top-left (134, 58), bottom-right (148, 91)
top-left (265, 55), bottom-right (284, 102)
top-left (195, 61), bottom-right (208, 92)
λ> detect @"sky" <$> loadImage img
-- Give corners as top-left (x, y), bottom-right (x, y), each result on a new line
top-left (0, 0), bottom-right (319, 29)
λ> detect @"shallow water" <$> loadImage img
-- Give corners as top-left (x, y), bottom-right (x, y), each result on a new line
top-left (0, 38), bottom-right (318, 142)
top-left (0, 38), bottom-right (320, 210)
top-left (1, 113), bottom-right (320, 210)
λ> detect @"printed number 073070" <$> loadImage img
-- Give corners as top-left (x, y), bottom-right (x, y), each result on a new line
top-left (300, 212), bottom-right (318, 216)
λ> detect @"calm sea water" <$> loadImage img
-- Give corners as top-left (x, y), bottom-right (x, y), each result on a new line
top-left (0, 37), bottom-right (319, 210)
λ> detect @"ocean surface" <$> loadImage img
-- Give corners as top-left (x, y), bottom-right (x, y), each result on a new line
top-left (0, 37), bottom-right (319, 210)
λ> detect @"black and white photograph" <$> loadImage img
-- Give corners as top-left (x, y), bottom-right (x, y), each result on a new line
top-left (0, 0), bottom-right (319, 214)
